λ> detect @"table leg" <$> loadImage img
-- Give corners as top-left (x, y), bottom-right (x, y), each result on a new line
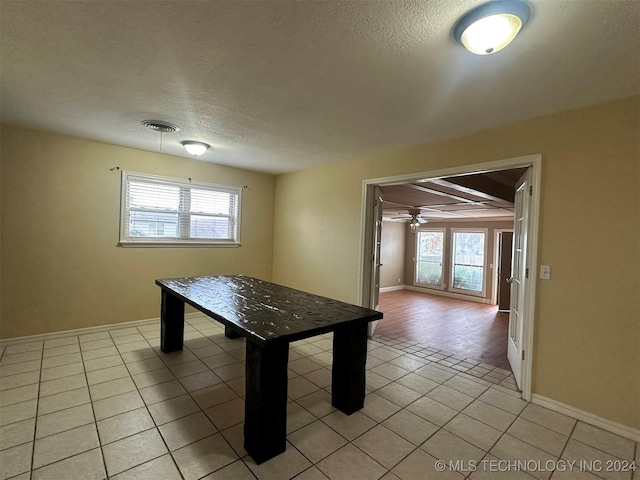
top-left (331, 321), bottom-right (368, 414)
top-left (160, 290), bottom-right (185, 353)
top-left (225, 326), bottom-right (242, 339)
top-left (244, 340), bottom-right (288, 464)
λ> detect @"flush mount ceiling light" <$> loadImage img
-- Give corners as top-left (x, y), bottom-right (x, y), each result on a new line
top-left (454, 0), bottom-right (531, 55)
top-left (181, 141), bottom-right (210, 156)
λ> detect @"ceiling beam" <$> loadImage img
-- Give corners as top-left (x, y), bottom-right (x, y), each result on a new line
top-left (429, 176), bottom-right (515, 202)
top-left (405, 183), bottom-right (478, 204)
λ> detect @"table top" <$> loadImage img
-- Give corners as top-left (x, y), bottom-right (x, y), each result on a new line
top-left (156, 275), bottom-right (383, 345)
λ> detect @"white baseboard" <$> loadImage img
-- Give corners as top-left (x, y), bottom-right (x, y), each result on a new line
top-left (379, 285), bottom-right (406, 293)
top-left (531, 394), bottom-right (640, 443)
top-left (0, 312), bottom-right (203, 347)
top-left (378, 284), bottom-right (491, 304)
top-left (405, 285), bottom-right (492, 304)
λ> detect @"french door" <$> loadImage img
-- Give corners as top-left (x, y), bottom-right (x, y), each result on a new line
top-left (507, 167), bottom-right (532, 388)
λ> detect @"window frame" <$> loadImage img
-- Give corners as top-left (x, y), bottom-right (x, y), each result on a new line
top-left (414, 227), bottom-right (446, 290)
top-left (119, 171), bottom-right (242, 247)
top-left (449, 227), bottom-right (488, 297)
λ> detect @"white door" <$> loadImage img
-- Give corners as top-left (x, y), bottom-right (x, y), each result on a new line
top-left (368, 186), bottom-right (383, 337)
top-left (507, 167), bottom-right (532, 388)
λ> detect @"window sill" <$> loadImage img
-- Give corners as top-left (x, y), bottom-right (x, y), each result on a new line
top-left (118, 241), bottom-right (241, 248)
top-left (449, 287), bottom-right (485, 297)
top-left (413, 283), bottom-right (445, 290)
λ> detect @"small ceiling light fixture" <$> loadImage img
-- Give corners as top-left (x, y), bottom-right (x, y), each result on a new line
top-left (181, 141), bottom-right (210, 156)
top-left (453, 0), bottom-right (531, 55)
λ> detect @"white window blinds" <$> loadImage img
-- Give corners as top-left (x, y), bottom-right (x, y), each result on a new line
top-left (120, 171), bottom-right (241, 246)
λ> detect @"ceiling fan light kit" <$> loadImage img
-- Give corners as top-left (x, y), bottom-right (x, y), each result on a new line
top-left (453, 0), bottom-right (531, 55)
top-left (408, 208), bottom-right (427, 234)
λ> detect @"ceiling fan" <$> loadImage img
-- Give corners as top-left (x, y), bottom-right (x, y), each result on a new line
top-left (408, 208), bottom-right (427, 233)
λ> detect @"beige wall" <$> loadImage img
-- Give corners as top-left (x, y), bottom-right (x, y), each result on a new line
top-left (273, 97), bottom-right (640, 429)
top-left (405, 220), bottom-right (514, 302)
top-left (380, 221), bottom-right (406, 289)
top-left (0, 125), bottom-right (275, 338)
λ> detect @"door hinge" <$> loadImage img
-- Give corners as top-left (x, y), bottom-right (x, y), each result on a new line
top-left (529, 185), bottom-right (533, 196)
top-left (525, 267), bottom-right (529, 279)
top-left (522, 350), bottom-right (525, 361)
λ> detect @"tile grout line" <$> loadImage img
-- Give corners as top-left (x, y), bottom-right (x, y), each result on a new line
top-left (29, 337), bottom-right (104, 477)
top-left (140, 321), bottom-right (257, 477)
top-left (64, 328), bottom-right (183, 479)
top-left (319, 341), bottom-right (504, 478)
top-left (28, 341), bottom-right (44, 480)
top-left (186, 320), bottom-right (257, 479)
top-left (85, 327), bottom-right (212, 478)
top-left (633, 442), bottom-right (638, 480)
top-left (548, 419), bottom-right (621, 480)
top-left (289, 339), bottom-right (411, 477)
top-left (553, 419), bottom-right (581, 480)
top-left (80, 333), bottom-right (111, 480)
top-left (189, 319), bottom-right (346, 477)
top-left (109, 327), bottom-right (186, 480)
top-left (359, 352), bottom-right (529, 479)
top-left (374, 334), bottom-right (516, 384)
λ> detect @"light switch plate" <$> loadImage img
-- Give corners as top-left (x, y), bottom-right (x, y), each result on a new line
top-left (540, 265), bottom-right (551, 280)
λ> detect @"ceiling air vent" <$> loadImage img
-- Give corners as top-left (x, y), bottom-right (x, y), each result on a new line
top-left (141, 120), bottom-right (181, 133)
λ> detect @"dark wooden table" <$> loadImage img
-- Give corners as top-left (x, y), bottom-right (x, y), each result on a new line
top-left (155, 274), bottom-right (383, 464)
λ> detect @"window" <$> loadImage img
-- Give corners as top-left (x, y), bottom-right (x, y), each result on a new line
top-left (120, 171), bottom-right (241, 246)
top-left (415, 229), bottom-right (445, 288)
top-left (450, 229), bottom-right (487, 295)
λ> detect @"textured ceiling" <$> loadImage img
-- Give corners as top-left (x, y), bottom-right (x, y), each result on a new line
top-left (1, 1), bottom-right (638, 174)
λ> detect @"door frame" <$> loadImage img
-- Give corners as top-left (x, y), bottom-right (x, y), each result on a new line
top-left (359, 154), bottom-right (542, 401)
top-left (367, 186), bottom-right (384, 337)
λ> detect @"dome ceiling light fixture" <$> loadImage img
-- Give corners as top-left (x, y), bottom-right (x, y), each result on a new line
top-left (453, 0), bottom-right (531, 55)
top-left (181, 141), bottom-right (210, 156)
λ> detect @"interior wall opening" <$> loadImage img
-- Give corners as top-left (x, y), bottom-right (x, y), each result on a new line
top-left (361, 155), bottom-right (542, 400)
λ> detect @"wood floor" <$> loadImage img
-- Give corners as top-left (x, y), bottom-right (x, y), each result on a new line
top-left (375, 289), bottom-right (510, 370)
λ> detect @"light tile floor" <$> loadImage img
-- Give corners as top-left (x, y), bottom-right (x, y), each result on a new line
top-left (0, 315), bottom-right (637, 480)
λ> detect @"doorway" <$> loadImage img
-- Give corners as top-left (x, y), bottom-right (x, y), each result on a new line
top-left (360, 154), bottom-right (541, 400)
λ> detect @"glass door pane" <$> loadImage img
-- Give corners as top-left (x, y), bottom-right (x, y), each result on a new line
top-left (416, 230), bottom-right (444, 287)
top-left (451, 230), bottom-right (486, 293)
